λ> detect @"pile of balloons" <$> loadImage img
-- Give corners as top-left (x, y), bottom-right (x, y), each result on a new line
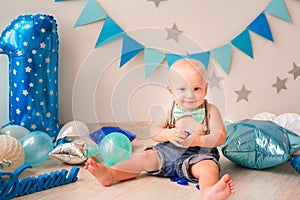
top-left (51, 121), bottom-right (133, 167)
top-left (0, 120), bottom-right (134, 170)
top-left (0, 125), bottom-right (54, 169)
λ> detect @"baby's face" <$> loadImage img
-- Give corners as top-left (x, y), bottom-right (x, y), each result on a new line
top-left (168, 60), bottom-right (207, 110)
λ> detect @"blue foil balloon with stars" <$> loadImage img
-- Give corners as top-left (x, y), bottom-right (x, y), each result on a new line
top-left (0, 14), bottom-right (60, 140)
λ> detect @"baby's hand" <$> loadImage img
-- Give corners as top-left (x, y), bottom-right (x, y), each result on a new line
top-left (180, 130), bottom-right (196, 148)
top-left (168, 129), bottom-right (188, 147)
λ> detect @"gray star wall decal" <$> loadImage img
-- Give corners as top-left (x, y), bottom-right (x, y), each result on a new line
top-left (234, 85), bottom-right (252, 102)
top-left (147, 0), bottom-right (167, 7)
top-left (208, 71), bottom-right (223, 89)
top-left (272, 76), bottom-right (288, 93)
top-left (165, 23), bottom-right (183, 43)
top-left (288, 62), bottom-right (300, 80)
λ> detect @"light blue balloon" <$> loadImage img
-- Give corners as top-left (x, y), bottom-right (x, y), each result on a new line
top-left (0, 125), bottom-right (30, 141)
top-left (20, 131), bottom-right (54, 165)
top-left (99, 132), bottom-right (132, 166)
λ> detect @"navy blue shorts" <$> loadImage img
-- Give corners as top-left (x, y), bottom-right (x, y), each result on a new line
top-left (145, 142), bottom-right (220, 182)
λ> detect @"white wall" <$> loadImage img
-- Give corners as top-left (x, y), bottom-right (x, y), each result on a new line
top-left (0, 0), bottom-right (299, 126)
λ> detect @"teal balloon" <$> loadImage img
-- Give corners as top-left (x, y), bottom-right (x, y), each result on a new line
top-left (99, 132), bottom-right (132, 166)
top-left (0, 125), bottom-right (30, 141)
top-left (20, 131), bottom-right (54, 165)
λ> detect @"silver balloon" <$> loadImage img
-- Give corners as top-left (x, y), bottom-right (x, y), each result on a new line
top-left (49, 140), bottom-right (88, 164)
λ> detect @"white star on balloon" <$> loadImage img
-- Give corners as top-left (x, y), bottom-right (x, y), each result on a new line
top-left (46, 112), bottom-right (51, 118)
top-left (25, 66), bottom-right (31, 73)
top-left (272, 76), bottom-right (288, 93)
top-left (28, 58), bottom-right (32, 63)
top-left (31, 124), bottom-right (37, 130)
top-left (147, 0), bottom-right (167, 7)
top-left (165, 23), bottom-right (183, 43)
top-left (23, 41), bottom-right (28, 46)
top-left (24, 24), bottom-right (30, 29)
top-left (17, 50), bottom-right (22, 56)
top-left (16, 109), bottom-right (21, 115)
top-left (40, 43), bottom-right (46, 48)
top-left (288, 62), bottom-right (300, 80)
top-left (29, 82), bottom-right (34, 87)
top-left (41, 28), bottom-right (46, 33)
top-left (234, 85), bottom-right (252, 102)
top-left (23, 90), bottom-right (28, 96)
top-left (45, 57), bottom-right (51, 63)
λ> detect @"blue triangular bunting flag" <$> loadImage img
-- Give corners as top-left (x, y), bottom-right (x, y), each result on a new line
top-left (231, 29), bottom-right (253, 58)
top-left (211, 44), bottom-right (232, 74)
top-left (95, 17), bottom-right (125, 48)
top-left (74, 0), bottom-right (107, 27)
top-left (265, 0), bottom-right (291, 22)
top-left (120, 34), bottom-right (144, 67)
top-left (248, 13), bottom-right (274, 42)
top-left (144, 48), bottom-right (165, 78)
top-left (187, 52), bottom-right (210, 70)
top-left (165, 54), bottom-right (186, 68)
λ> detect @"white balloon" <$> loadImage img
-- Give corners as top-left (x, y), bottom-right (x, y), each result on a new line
top-left (252, 112), bottom-right (277, 121)
top-left (57, 120), bottom-right (90, 140)
top-left (274, 113), bottom-right (300, 135)
top-left (0, 125), bottom-right (30, 141)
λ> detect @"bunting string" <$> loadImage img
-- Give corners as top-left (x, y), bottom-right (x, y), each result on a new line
top-left (72, 0), bottom-right (292, 78)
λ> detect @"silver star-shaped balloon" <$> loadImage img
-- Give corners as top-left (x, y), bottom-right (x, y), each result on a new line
top-left (272, 76), bottom-right (288, 93)
top-left (288, 62), bottom-right (300, 80)
top-left (165, 23), bottom-right (183, 43)
top-left (234, 85), bottom-right (252, 102)
top-left (147, 0), bottom-right (167, 7)
top-left (208, 71), bottom-right (223, 89)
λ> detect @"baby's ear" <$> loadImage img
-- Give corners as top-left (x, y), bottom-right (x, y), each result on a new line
top-left (167, 86), bottom-right (175, 98)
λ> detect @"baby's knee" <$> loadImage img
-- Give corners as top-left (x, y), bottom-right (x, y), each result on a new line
top-left (141, 149), bottom-right (161, 171)
top-left (190, 159), bottom-right (219, 178)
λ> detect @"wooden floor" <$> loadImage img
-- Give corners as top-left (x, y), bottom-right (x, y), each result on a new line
top-left (14, 123), bottom-right (300, 200)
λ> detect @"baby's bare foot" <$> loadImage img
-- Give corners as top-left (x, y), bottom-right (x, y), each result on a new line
top-left (202, 174), bottom-right (235, 200)
top-left (85, 158), bottom-right (113, 187)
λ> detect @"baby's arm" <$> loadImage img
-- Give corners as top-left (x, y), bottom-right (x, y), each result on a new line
top-left (184, 104), bottom-right (226, 148)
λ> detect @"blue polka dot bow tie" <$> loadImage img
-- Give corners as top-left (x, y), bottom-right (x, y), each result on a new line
top-left (173, 105), bottom-right (205, 123)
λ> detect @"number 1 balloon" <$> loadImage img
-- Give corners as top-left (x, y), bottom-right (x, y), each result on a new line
top-left (0, 14), bottom-right (60, 139)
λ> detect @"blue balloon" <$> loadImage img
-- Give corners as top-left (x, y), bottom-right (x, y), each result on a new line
top-left (0, 14), bottom-right (60, 139)
top-left (0, 125), bottom-right (29, 141)
top-left (20, 131), bottom-right (54, 165)
top-left (99, 132), bottom-right (132, 166)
